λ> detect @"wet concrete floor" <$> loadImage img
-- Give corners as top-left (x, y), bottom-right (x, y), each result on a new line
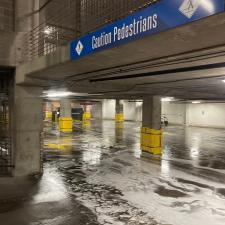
top-left (1, 120), bottom-right (225, 225)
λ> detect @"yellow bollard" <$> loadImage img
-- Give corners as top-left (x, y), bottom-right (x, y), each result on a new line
top-left (59, 117), bottom-right (73, 133)
top-left (115, 113), bottom-right (124, 122)
top-left (140, 127), bottom-right (163, 155)
top-left (82, 112), bottom-right (91, 121)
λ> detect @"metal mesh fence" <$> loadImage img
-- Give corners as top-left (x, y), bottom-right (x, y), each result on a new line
top-left (81, 0), bottom-right (158, 33)
top-left (22, 0), bottom-right (159, 61)
top-left (0, 75), bottom-right (12, 176)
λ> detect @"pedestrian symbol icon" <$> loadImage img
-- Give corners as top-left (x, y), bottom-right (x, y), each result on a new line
top-left (76, 41), bottom-right (84, 55)
top-left (179, 0), bottom-right (200, 18)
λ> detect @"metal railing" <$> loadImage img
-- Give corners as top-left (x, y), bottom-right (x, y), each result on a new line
top-left (0, 75), bottom-right (12, 176)
top-left (22, 0), bottom-right (159, 61)
top-left (80, 0), bottom-right (159, 33)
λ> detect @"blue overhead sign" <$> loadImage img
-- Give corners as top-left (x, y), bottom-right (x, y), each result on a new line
top-left (71, 0), bottom-right (224, 60)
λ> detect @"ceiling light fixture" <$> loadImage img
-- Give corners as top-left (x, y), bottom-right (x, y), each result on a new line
top-left (192, 101), bottom-right (201, 104)
top-left (201, 0), bottom-right (215, 13)
top-left (43, 26), bottom-right (54, 35)
top-left (161, 97), bottom-right (175, 102)
top-left (43, 90), bottom-right (90, 98)
top-left (46, 91), bottom-right (73, 98)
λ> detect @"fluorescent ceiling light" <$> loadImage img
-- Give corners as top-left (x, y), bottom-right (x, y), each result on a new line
top-left (43, 90), bottom-right (90, 98)
top-left (43, 26), bottom-right (54, 35)
top-left (201, 0), bottom-right (215, 13)
top-left (192, 101), bottom-right (201, 104)
top-left (46, 91), bottom-right (73, 98)
top-left (161, 97), bottom-right (174, 102)
top-left (44, 29), bottom-right (50, 35)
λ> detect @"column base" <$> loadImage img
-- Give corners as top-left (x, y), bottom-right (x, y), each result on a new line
top-left (83, 112), bottom-right (91, 121)
top-left (115, 122), bottom-right (124, 129)
top-left (59, 117), bottom-right (73, 132)
top-left (141, 127), bottom-right (163, 155)
top-left (45, 111), bottom-right (52, 121)
top-left (115, 113), bottom-right (124, 122)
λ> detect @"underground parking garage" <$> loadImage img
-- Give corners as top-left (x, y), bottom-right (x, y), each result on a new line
top-left (2, 0), bottom-right (225, 225)
top-left (2, 95), bottom-right (225, 225)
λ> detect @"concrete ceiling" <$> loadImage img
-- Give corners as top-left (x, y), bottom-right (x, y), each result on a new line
top-left (19, 12), bottom-right (225, 100)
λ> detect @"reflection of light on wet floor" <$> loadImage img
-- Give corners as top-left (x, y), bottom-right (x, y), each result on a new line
top-left (83, 149), bottom-right (102, 165)
top-left (40, 121), bottom-right (225, 225)
top-left (161, 146), bottom-right (171, 178)
top-left (47, 143), bottom-right (66, 150)
top-left (44, 135), bottom-right (74, 154)
top-left (82, 120), bottom-right (91, 130)
top-left (190, 135), bottom-right (200, 166)
top-left (133, 143), bottom-right (142, 158)
top-left (161, 160), bottom-right (171, 178)
top-left (32, 167), bottom-right (68, 204)
top-left (190, 147), bottom-right (199, 158)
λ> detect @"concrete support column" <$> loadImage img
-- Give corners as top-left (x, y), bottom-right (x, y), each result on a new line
top-left (44, 101), bottom-right (52, 121)
top-left (141, 96), bottom-right (163, 155)
top-left (185, 104), bottom-right (190, 126)
top-left (59, 98), bottom-right (72, 133)
top-left (83, 105), bottom-right (91, 121)
top-left (13, 85), bottom-right (43, 177)
top-left (115, 99), bottom-right (124, 122)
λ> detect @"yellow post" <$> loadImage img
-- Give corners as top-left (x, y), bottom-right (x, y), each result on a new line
top-left (115, 113), bottom-right (124, 122)
top-left (45, 111), bottom-right (52, 120)
top-left (141, 127), bottom-right (163, 155)
top-left (59, 117), bottom-right (73, 133)
top-left (82, 112), bottom-right (91, 121)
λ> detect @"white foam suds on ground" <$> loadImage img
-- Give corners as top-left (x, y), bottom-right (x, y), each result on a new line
top-left (86, 150), bottom-right (225, 225)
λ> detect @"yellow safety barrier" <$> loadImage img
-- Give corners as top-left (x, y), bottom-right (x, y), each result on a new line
top-left (45, 111), bottom-right (52, 119)
top-left (83, 112), bottom-right (91, 121)
top-left (59, 117), bottom-right (73, 132)
top-left (115, 113), bottom-right (124, 122)
top-left (141, 127), bottom-right (163, 155)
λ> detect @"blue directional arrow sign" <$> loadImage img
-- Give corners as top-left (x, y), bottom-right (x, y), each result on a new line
top-left (71, 0), bottom-right (224, 60)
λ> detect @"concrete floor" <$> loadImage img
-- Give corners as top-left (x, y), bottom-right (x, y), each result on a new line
top-left (1, 120), bottom-right (225, 225)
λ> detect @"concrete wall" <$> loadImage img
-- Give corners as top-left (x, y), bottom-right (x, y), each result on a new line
top-left (0, 0), bottom-right (15, 66)
top-left (101, 100), bottom-right (142, 121)
top-left (187, 103), bottom-right (225, 128)
top-left (101, 100), bottom-right (185, 123)
top-left (102, 99), bottom-right (115, 120)
top-left (0, 0), bottom-right (14, 31)
top-left (91, 102), bottom-right (102, 119)
top-left (0, 0), bottom-right (40, 66)
top-left (124, 101), bottom-right (142, 121)
top-left (161, 102), bottom-right (225, 128)
top-left (93, 100), bottom-right (225, 129)
top-left (162, 102), bottom-right (186, 125)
